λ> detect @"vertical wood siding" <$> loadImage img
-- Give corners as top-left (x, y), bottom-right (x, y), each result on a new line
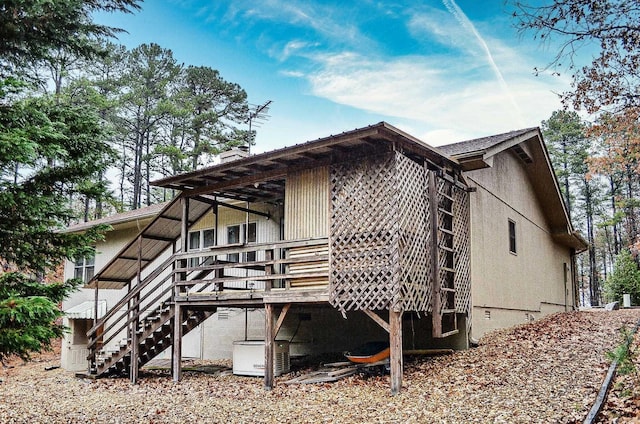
top-left (284, 166), bottom-right (329, 240)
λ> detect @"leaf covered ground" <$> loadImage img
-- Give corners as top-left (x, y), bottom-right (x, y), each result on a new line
top-left (1, 310), bottom-right (639, 423)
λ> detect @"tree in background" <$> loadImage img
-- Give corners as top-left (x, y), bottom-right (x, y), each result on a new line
top-left (589, 110), bottom-right (640, 249)
top-left (604, 250), bottom-right (640, 305)
top-left (512, 0), bottom-right (640, 115)
top-left (542, 110), bottom-right (605, 305)
top-left (0, 0), bottom-right (139, 362)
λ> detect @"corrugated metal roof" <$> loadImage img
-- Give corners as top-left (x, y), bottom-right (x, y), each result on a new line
top-left (65, 300), bottom-right (107, 320)
top-left (152, 122), bottom-right (458, 197)
top-left (64, 202), bottom-right (168, 233)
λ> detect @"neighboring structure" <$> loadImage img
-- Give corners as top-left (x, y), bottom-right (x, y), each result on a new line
top-left (62, 122), bottom-right (586, 394)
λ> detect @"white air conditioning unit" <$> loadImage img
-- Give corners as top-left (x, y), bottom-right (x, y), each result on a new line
top-left (232, 340), bottom-right (290, 377)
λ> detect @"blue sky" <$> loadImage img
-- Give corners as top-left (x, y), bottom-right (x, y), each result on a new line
top-left (96, 0), bottom-right (572, 152)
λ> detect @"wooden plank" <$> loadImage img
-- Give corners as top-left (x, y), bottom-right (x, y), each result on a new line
top-left (264, 304), bottom-right (274, 390)
top-left (389, 310), bottom-right (403, 395)
top-left (363, 309), bottom-right (390, 333)
top-left (172, 303), bottom-right (182, 382)
top-left (273, 304), bottom-right (291, 338)
top-left (327, 367), bottom-right (357, 378)
top-left (428, 170), bottom-right (442, 337)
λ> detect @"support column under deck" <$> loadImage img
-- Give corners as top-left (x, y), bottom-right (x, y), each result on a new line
top-left (362, 308), bottom-right (404, 395)
top-left (264, 304), bottom-right (274, 390)
top-left (172, 303), bottom-right (182, 382)
top-left (389, 310), bottom-right (404, 395)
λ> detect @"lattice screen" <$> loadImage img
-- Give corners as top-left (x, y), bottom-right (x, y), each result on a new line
top-left (396, 153), bottom-right (432, 312)
top-left (329, 152), bottom-right (400, 312)
top-left (453, 185), bottom-right (471, 313)
top-left (329, 149), bottom-right (470, 315)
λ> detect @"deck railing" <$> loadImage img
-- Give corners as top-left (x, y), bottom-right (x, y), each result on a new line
top-left (172, 237), bottom-right (329, 297)
top-left (85, 237), bottom-right (329, 371)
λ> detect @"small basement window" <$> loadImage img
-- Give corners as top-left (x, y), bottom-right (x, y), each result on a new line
top-left (508, 219), bottom-right (517, 254)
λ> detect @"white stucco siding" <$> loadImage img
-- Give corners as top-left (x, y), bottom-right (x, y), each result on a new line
top-left (466, 150), bottom-right (573, 339)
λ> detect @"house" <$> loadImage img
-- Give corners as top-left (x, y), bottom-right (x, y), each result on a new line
top-left (62, 122), bottom-right (586, 394)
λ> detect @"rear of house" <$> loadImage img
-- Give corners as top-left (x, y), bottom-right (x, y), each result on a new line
top-left (61, 122), bottom-right (585, 393)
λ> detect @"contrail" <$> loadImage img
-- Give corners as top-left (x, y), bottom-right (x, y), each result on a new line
top-left (442, 0), bottom-right (524, 125)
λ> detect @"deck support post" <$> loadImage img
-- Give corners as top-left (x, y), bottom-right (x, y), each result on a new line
top-left (172, 302), bottom-right (183, 382)
top-left (389, 309), bottom-right (404, 395)
top-left (428, 169), bottom-right (443, 337)
top-left (264, 304), bottom-right (274, 390)
top-left (130, 235), bottom-right (142, 384)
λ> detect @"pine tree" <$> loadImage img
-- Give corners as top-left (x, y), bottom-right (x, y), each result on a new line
top-left (0, 0), bottom-right (139, 362)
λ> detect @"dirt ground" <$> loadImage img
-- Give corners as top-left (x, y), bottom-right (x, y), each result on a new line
top-left (1, 310), bottom-right (639, 423)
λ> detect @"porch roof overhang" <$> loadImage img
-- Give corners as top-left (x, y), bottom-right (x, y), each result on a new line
top-left (64, 300), bottom-right (107, 320)
top-left (152, 122), bottom-right (458, 202)
top-left (86, 195), bottom-right (214, 290)
top-left (82, 123), bottom-right (458, 290)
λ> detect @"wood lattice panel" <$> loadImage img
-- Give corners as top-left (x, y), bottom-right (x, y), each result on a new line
top-left (329, 152), bottom-right (400, 312)
top-left (453, 185), bottom-right (471, 313)
top-left (396, 153), bottom-right (432, 312)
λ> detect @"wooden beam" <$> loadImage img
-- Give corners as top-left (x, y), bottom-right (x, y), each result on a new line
top-left (274, 304), bottom-right (291, 337)
top-left (428, 169), bottom-right (442, 338)
top-left (389, 310), bottom-right (403, 395)
top-left (130, 236), bottom-right (142, 384)
top-left (172, 303), bottom-right (182, 382)
top-left (179, 198), bottom-right (189, 291)
top-left (363, 309), bottom-right (390, 333)
top-left (141, 234), bottom-right (176, 242)
top-left (264, 304), bottom-right (274, 390)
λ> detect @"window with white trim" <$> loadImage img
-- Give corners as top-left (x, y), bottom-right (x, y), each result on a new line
top-left (188, 228), bottom-right (215, 267)
top-left (74, 255), bottom-right (95, 283)
top-left (227, 222), bottom-right (257, 262)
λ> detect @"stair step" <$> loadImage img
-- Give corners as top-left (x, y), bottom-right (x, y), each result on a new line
top-left (438, 227), bottom-right (454, 236)
top-left (438, 207), bottom-right (453, 217)
top-left (437, 191), bottom-right (454, 201)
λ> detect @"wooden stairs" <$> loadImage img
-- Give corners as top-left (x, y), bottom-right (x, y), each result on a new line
top-left (92, 302), bottom-right (214, 377)
top-left (85, 250), bottom-right (218, 379)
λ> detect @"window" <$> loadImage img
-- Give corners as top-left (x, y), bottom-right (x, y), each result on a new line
top-left (508, 220), bottom-right (517, 254)
top-left (188, 228), bottom-right (215, 267)
top-left (74, 255), bottom-right (95, 283)
top-left (227, 222), bottom-right (257, 262)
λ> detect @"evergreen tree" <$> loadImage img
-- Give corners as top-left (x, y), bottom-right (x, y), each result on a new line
top-left (604, 250), bottom-right (640, 305)
top-left (0, 0), bottom-right (139, 362)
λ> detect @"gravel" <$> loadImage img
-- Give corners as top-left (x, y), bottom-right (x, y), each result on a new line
top-left (1, 310), bottom-right (639, 423)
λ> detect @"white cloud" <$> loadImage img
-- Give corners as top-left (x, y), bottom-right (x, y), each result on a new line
top-left (295, 51), bottom-right (565, 142)
top-left (407, 8), bottom-right (480, 56)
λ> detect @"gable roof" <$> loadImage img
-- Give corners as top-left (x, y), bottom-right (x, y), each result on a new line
top-left (439, 128), bottom-right (587, 252)
top-left (438, 127), bottom-right (542, 170)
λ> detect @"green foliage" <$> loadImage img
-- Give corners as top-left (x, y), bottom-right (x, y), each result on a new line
top-left (606, 326), bottom-right (637, 377)
top-left (0, 90), bottom-right (112, 272)
top-left (0, 272), bottom-right (81, 362)
top-left (0, 0), bottom-right (140, 75)
top-left (0, 0), bottom-right (138, 362)
top-left (604, 250), bottom-right (640, 305)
